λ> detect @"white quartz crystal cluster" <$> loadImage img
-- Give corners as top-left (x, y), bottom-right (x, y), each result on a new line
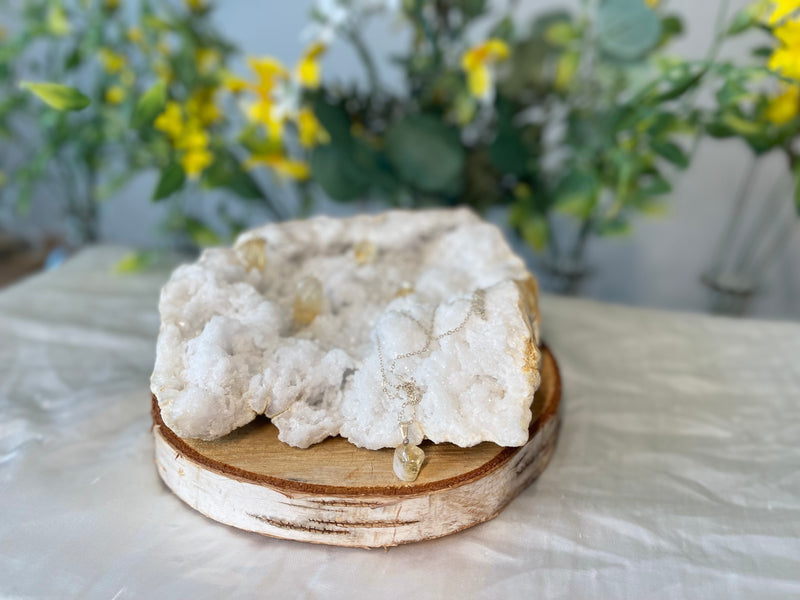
top-left (151, 208), bottom-right (542, 450)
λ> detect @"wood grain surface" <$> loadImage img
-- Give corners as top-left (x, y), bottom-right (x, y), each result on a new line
top-left (152, 345), bottom-right (561, 547)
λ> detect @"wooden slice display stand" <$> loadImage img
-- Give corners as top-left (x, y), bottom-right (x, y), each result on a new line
top-left (152, 346), bottom-right (561, 547)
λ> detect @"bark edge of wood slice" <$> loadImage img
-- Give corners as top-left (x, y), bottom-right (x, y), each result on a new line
top-left (152, 345), bottom-right (562, 548)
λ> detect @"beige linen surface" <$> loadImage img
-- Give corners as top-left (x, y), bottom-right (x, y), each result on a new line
top-left (1, 247), bottom-right (798, 599)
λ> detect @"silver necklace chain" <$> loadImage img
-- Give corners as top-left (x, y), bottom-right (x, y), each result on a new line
top-left (376, 289), bottom-right (487, 442)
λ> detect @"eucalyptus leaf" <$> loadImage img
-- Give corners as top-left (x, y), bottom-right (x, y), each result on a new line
top-left (310, 143), bottom-right (368, 202)
top-left (20, 81), bottom-right (90, 111)
top-left (597, 0), bottom-right (661, 61)
top-left (385, 114), bottom-right (465, 194)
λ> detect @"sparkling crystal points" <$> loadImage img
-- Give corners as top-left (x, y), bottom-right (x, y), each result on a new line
top-left (393, 443), bottom-right (425, 482)
top-left (293, 276), bottom-right (323, 325)
top-left (236, 238), bottom-right (267, 271)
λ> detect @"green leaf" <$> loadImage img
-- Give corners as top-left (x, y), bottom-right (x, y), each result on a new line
top-left (385, 114), bottom-right (465, 194)
top-left (596, 216), bottom-right (631, 236)
top-left (131, 80), bottom-right (167, 129)
top-left (114, 251), bottom-right (156, 274)
top-left (489, 16), bottom-right (515, 41)
top-left (657, 70), bottom-right (706, 103)
top-left (185, 218), bottom-right (222, 247)
top-left (520, 216), bottom-right (549, 251)
top-left (310, 96), bottom-right (352, 142)
top-left (652, 140), bottom-right (689, 168)
top-left (490, 100), bottom-right (529, 176)
top-left (752, 46), bottom-right (773, 59)
top-left (727, 5), bottom-right (758, 36)
top-left (310, 143), bottom-right (368, 201)
top-left (795, 164), bottom-right (800, 216)
top-left (597, 0), bottom-right (661, 61)
top-left (456, 0), bottom-right (487, 19)
top-left (153, 163), bottom-right (186, 201)
top-left (661, 15), bottom-right (684, 37)
top-left (203, 153), bottom-right (265, 200)
top-left (64, 47), bottom-right (82, 71)
top-left (20, 81), bottom-right (90, 111)
top-left (553, 170), bottom-right (599, 219)
top-left (544, 21), bottom-right (575, 47)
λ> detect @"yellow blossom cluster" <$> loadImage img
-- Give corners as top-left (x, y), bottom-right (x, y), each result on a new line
top-left (98, 47), bottom-right (136, 105)
top-left (461, 39), bottom-right (510, 102)
top-left (766, 1), bottom-right (800, 124)
top-left (225, 43), bottom-right (331, 180)
top-left (154, 87), bottom-right (221, 177)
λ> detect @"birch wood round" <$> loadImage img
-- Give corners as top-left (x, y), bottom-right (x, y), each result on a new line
top-left (152, 345), bottom-right (561, 548)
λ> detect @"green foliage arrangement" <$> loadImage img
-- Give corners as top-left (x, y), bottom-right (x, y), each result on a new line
top-left (3, 0), bottom-right (800, 278)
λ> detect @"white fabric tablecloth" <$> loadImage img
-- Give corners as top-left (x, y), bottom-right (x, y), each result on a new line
top-left (1, 247), bottom-right (799, 599)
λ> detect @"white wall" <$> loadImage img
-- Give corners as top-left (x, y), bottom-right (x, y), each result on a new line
top-left (6, 0), bottom-right (800, 318)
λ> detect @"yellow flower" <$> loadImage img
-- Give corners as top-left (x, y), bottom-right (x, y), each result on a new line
top-left (175, 121), bottom-right (209, 151)
top-left (105, 85), bottom-right (126, 105)
top-left (645, 0), bottom-right (660, 7)
top-left (176, 120), bottom-right (214, 177)
top-left (296, 42), bottom-right (326, 89)
top-left (768, 45), bottom-right (800, 79)
top-left (766, 84), bottom-right (800, 123)
top-left (154, 60), bottom-right (173, 83)
top-left (99, 48), bottom-right (127, 74)
top-left (461, 38), bottom-right (510, 101)
top-left (185, 0), bottom-right (207, 12)
top-left (154, 101), bottom-right (184, 141)
top-left (181, 148), bottom-right (214, 177)
top-left (104, 0), bottom-right (120, 10)
top-left (187, 88), bottom-right (221, 125)
top-left (247, 154), bottom-right (310, 180)
top-left (769, 0), bottom-right (800, 24)
top-left (297, 108), bottom-right (329, 148)
top-left (222, 71), bottom-right (249, 94)
top-left (774, 18), bottom-right (800, 45)
top-left (126, 27), bottom-right (144, 44)
top-left (195, 47), bottom-right (222, 75)
top-left (246, 100), bottom-right (285, 139)
top-left (248, 57), bottom-right (288, 95)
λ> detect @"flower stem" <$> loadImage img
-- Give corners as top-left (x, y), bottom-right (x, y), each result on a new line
top-left (346, 29), bottom-right (381, 94)
top-left (707, 155), bottom-right (759, 279)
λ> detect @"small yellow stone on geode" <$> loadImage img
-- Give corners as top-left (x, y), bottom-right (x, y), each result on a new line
top-left (236, 238), bottom-right (267, 271)
top-left (395, 281), bottom-right (414, 297)
top-left (353, 240), bottom-right (377, 265)
top-left (293, 276), bottom-right (324, 325)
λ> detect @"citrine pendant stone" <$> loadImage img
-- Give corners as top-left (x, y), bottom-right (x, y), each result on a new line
top-left (393, 443), bottom-right (425, 482)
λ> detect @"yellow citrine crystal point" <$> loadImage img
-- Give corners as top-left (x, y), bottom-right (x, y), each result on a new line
top-left (236, 238), bottom-right (267, 271)
top-left (293, 276), bottom-right (323, 325)
top-left (353, 240), bottom-right (377, 265)
top-left (393, 443), bottom-right (425, 482)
